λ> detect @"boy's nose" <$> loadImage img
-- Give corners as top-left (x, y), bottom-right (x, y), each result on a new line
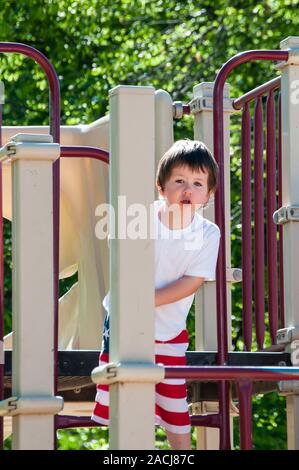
top-left (183, 184), bottom-right (192, 195)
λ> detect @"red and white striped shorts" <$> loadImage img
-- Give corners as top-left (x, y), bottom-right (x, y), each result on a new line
top-left (91, 329), bottom-right (191, 435)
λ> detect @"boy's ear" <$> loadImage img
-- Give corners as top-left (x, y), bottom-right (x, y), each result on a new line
top-left (207, 188), bottom-right (215, 202)
top-left (156, 182), bottom-right (164, 197)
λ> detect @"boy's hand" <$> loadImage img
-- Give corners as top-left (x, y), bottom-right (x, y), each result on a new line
top-left (155, 275), bottom-right (205, 307)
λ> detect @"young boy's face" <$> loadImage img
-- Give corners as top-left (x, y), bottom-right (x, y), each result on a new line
top-left (157, 164), bottom-right (212, 213)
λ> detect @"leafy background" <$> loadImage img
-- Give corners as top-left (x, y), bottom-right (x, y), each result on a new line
top-left (2, 0), bottom-right (298, 450)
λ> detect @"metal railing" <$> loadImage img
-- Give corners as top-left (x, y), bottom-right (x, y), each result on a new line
top-left (1, 43), bottom-right (297, 451)
top-left (0, 41), bottom-right (60, 451)
top-left (233, 77), bottom-right (283, 350)
top-left (212, 49), bottom-right (288, 449)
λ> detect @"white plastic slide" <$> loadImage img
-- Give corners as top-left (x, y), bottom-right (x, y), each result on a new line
top-left (3, 117), bottom-right (110, 350)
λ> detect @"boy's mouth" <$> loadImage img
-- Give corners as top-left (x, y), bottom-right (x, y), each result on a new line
top-left (180, 199), bottom-right (192, 204)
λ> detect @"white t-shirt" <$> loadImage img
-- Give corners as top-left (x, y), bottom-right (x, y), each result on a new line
top-left (103, 199), bottom-right (221, 341)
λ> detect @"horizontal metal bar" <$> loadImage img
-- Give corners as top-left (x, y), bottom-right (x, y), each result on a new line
top-left (60, 145), bottom-right (109, 163)
top-left (190, 413), bottom-right (220, 428)
top-left (3, 350), bottom-right (291, 377)
top-left (164, 366), bottom-right (299, 381)
top-left (182, 104), bottom-right (190, 115)
top-left (55, 413), bottom-right (221, 430)
top-left (55, 415), bottom-right (100, 430)
top-left (233, 76), bottom-right (281, 110)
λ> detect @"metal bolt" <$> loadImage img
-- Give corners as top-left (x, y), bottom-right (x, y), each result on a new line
top-left (173, 101), bottom-right (183, 120)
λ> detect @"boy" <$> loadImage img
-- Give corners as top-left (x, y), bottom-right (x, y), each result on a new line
top-left (92, 139), bottom-right (220, 450)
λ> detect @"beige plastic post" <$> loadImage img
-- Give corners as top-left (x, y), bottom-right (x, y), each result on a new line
top-left (192, 82), bottom-right (236, 449)
top-left (154, 89), bottom-right (174, 167)
top-left (276, 37), bottom-right (299, 450)
top-left (154, 89), bottom-right (174, 199)
top-left (109, 86), bottom-right (156, 449)
top-left (1, 134), bottom-right (62, 449)
top-left (154, 90), bottom-right (174, 203)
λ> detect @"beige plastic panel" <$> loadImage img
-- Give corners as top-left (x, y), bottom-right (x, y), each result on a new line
top-left (2, 119), bottom-right (109, 350)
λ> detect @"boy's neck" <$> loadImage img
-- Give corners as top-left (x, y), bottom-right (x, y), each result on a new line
top-left (158, 203), bottom-right (195, 230)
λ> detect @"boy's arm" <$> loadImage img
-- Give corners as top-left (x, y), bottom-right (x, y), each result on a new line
top-left (155, 275), bottom-right (205, 307)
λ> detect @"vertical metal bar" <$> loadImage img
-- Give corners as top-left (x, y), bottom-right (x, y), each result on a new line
top-left (0, 102), bottom-right (3, 450)
top-left (241, 102), bottom-right (252, 351)
top-left (237, 380), bottom-right (253, 450)
top-left (219, 381), bottom-right (231, 449)
top-left (278, 93), bottom-right (285, 329)
top-left (266, 90), bottom-right (279, 344)
top-left (254, 96), bottom-right (265, 349)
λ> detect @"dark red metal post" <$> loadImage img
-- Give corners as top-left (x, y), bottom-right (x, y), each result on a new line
top-left (241, 102), bottom-right (253, 351)
top-left (266, 90), bottom-right (279, 344)
top-left (254, 96), bottom-right (265, 350)
top-left (237, 380), bottom-right (253, 450)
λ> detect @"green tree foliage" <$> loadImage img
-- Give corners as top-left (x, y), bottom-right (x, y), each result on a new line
top-left (2, 0), bottom-right (299, 450)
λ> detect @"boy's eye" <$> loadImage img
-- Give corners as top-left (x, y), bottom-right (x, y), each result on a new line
top-left (194, 182), bottom-right (202, 186)
top-left (175, 179), bottom-right (183, 183)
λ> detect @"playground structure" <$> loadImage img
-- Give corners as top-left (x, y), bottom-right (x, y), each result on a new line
top-left (0, 36), bottom-right (299, 449)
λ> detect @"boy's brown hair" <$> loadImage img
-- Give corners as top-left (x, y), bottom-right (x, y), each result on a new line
top-left (156, 139), bottom-right (219, 193)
